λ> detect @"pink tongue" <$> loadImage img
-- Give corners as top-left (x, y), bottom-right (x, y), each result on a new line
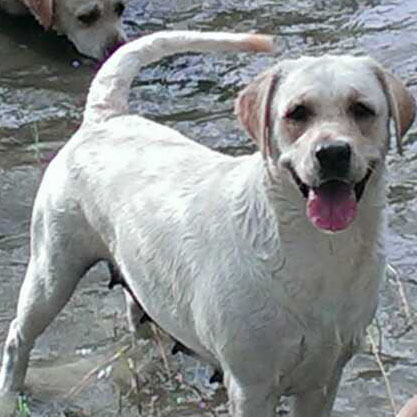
top-left (306, 187), bottom-right (357, 232)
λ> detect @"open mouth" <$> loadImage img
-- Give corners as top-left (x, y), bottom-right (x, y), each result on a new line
top-left (288, 166), bottom-right (373, 232)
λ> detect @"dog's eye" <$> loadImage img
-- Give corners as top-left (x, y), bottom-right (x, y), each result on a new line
top-left (114, 2), bottom-right (125, 17)
top-left (285, 105), bottom-right (310, 122)
top-left (78, 7), bottom-right (100, 26)
top-left (350, 102), bottom-right (376, 120)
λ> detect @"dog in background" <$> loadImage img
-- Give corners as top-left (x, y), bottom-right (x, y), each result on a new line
top-left (0, 31), bottom-right (415, 417)
top-left (0, 0), bottom-right (127, 59)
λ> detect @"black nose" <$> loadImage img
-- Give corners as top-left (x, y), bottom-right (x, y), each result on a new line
top-left (315, 141), bottom-right (351, 178)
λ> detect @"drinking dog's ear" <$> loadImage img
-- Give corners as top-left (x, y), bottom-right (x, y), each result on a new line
top-left (23, 0), bottom-right (54, 29)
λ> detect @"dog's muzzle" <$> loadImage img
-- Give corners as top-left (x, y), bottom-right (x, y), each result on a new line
top-left (288, 163), bottom-right (374, 233)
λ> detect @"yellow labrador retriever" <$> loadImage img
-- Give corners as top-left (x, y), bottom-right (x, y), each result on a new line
top-left (0, 0), bottom-right (127, 59)
top-left (0, 31), bottom-right (415, 417)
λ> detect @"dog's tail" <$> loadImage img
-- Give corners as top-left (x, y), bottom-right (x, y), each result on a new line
top-left (84, 31), bottom-right (274, 124)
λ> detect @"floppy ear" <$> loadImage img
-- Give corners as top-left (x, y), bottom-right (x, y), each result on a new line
top-left (235, 67), bottom-right (280, 160)
top-left (374, 65), bottom-right (416, 155)
top-left (23, 0), bottom-right (54, 29)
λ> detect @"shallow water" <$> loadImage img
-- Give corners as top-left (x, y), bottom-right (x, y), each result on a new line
top-left (0, 0), bottom-right (416, 416)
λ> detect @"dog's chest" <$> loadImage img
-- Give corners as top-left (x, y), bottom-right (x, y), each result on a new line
top-left (254, 255), bottom-right (377, 394)
top-left (265, 228), bottom-right (383, 391)
top-left (270, 213), bottom-right (384, 326)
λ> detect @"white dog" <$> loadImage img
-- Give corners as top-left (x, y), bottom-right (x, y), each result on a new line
top-left (0, 0), bottom-right (127, 59)
top-left (0, 31), bottom-right (415, 417)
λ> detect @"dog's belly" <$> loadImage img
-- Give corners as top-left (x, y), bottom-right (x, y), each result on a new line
top-left (120, 266), bottom-right (220, 366)
top-left (118, 263), bottom-right (352, 394)
top-left (119, 250), bottom-right (360, 393)
top-left (112, 225), bottom-right (228, 366)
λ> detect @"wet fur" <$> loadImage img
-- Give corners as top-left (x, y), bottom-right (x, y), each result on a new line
top-left (0, 31), bottom-right (415, 417)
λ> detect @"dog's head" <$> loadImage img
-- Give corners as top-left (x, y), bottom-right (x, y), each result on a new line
top-left (236, 55), bottom-right (415, 232)
top-left (23, 0), bottom-right (127, 59)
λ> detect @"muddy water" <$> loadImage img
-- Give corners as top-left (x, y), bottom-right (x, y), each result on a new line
top-left (0, 0), bottom-right (416, 416)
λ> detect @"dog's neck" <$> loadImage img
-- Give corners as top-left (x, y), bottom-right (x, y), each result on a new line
top-left (229, 153), bottom-right (386, 253)
top-left (227, 153), bottom-right (387, 334)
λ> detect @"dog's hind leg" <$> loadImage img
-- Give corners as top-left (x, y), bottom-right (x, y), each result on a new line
top-left (123, 289), bottom-right (149, 334)
top-left (0, 205), bottom-right (101, 394)
top-left (107, 262), bottom-right (149, 333)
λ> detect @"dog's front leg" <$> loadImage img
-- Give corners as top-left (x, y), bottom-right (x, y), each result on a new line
top-left (225, 375), bottom-right (276, 417)
top-left (290, 362), bottom-right (345, 417)
top-left (291, 388), bottom-right (335, 417)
